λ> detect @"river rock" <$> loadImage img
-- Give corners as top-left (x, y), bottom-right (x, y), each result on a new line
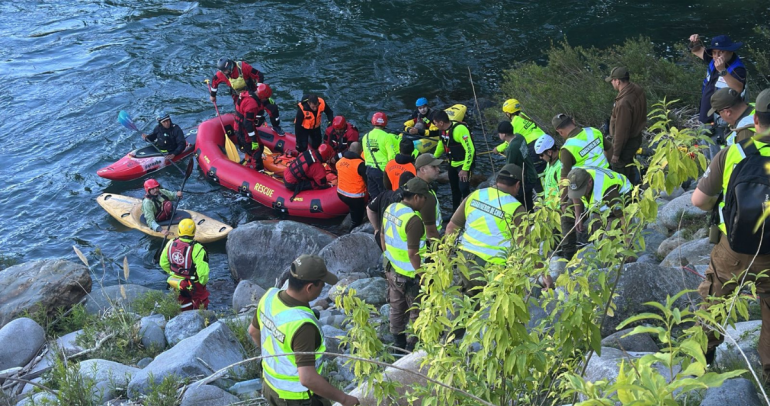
top-left (0, 259), bottom-right (92, 326)
top-left (180, 384), bottom-right (239, 406)
top-left (165, 311), bottom-right (207, 346)
top-left (128, 322), bottom-right (245, 398)
top-left (55, 329), bottom-right (85, 357)
top-left (226, 220), bottom-right (336, 287)
top-left (659, 186), bottom-right (685, 201)
top-left (635, 254), bottom-right (659, 265)
top-left (232, 280), bottom-right (267, 313)
top-left (322, 325), bottom-right (347, 355)
top-left (319, 233), bottom-right (382, 278)
top-left (715, 320), bottom-right (762, 371)
top-left (79, 359), bottom-right (139, 404)
top-left (84, 284), bottom-right (157, 315)
top-left (656, 230), bottom-right (686, 258)
top-left (641, 229), bottom-right (667, 256)
top-left (140, 314), bottom-right (167, 330)
top-left (601, 263), bottom-right (702, 337)
top-left (347, 277), bottom-right (388, 307)
top-left (16, 392), bottom-right (58, 406)
top-left (352, 221), bottom-right (374, 235)
top-left (658, 191), bottom-right (707, 231)
top-left (659, 238), bottom-right (712, 269)
top-left (601, 328), bottom-right (659, 352)
top-left (583, 347), bottom-right (679, 388)
top-left (700, 377), bottom-right (762, 406)
top-left (139, 321), bottom-right (166, 349)
top-left (334, 350), bottom-right (429, 406)
top-left (0, 318), bottom-right (45, 370)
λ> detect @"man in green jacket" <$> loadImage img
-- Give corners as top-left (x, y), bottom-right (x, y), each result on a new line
top-left (160, 219), bottom-right (210, 311)
top-left (496, 121), bottom-right (541, 212)
top-left (141, 178), bottom-right (182, 235)
top-left (432, 110), bottom-right (475, 211)
top-left (362, 112), bottom-right (398, 200)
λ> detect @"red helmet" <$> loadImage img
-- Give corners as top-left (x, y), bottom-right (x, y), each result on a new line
top-left (256, 83), bottom-right (272, 100)
top-left (332, 116), bottom-right (347, 130)
top-left (371, 112), bottom-right (388, 126)
top-left (318, 144), bottom-right (333, 161)
top-left (144, 179), bottom-right (160, 194)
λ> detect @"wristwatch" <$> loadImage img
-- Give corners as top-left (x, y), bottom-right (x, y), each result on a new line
top-left (718, 70), bottom-right (728, 77)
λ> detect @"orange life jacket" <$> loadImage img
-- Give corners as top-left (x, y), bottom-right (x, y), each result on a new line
top-left (336, 156), bottom-right (367, 198)
top-left (384, 160), bottom-right (416, 191)
top-left (296, 98), bottom-right (326, 130)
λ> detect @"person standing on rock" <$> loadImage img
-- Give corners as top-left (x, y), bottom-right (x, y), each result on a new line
top-left (552, 113), bottom-right (612, 260)
top-left (335, 142), bottom-right (367, 232)
top-left (414, 153), bottom-right (444, 240)
top-left (691, 88), bottom-right (770, 379)
top-left (383, 138), bottom-right (416, 192)
top-left (496, 121), bottom-right (541, 212)
top-left (534, 134), bottom-right (562, 209)
top-left (499, 98), bottom-right (547, 174)
top-left (382, 178), bottom-right (431, 351)
top-left (606, 67), bottom-right (646, 185)
top-left (708, 87), bottom-right (756, 147)
top-left (142, 178), bottom-right (182, 236)
top-left (294, 94), bottom-right (334, 153)
top-left (160, 219), bottom-right (210, 311)
top-left (361, 112), bottom-right (398, 200)
top-left (432, 110), bottom-right (475, 211)
top-left (247, 254), bottom-right (360, 406)
top-left (445, 164), bottom-right (527, 294)
top-left (367, 171), bottom-right (416, 250)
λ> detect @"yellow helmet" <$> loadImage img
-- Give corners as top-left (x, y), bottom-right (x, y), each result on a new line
top-left (178, 219), bottom-right (196, 237)
top-left (502, 99), bottom-right (521, 114)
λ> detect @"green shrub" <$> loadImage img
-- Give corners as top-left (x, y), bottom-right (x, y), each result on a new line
top-left (23, 303), bottom-right (93, 338)
top-left (220, 312), bottom-right (262, 381)
top-left (75, 307), bottom-right (164, 365)
top-left (142, 374), bottom-right (182, 406)
top-left (35, 352), bottom-right (97, 405)
top-left (132, 290), bottom-right (181, 320)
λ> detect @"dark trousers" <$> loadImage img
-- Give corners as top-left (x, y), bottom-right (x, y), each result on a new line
top-left (611, 135), bottom-right (642, 185)
top-left (296, 128), bottom-right (323, 152)
top-left (262, 382), bottom-right (331, 406)
top-left (447, 165), bottom-right (471, 211)
top-left (338, 193), bottom-right (366, 231)
top-left (560, 203), bottom-right (577, 260)
top-left (386, 264), bottom-right (419, 348)
top-left (366, 167), bottom-right (386, 201)
top-left (284, 178), bottom-right (313, 193)
top-left (517, 179), bottom-right (544, 212)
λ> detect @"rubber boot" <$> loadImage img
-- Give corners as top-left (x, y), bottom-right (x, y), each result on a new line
top-left (392, 333), bottom-right (407, 358)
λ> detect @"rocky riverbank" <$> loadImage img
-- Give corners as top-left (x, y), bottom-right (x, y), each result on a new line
top-left (0, 189), bottom-right (766, 405)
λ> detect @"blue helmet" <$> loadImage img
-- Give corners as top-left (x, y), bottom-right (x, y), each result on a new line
top-left (415, 97), bottom-right (428, 107)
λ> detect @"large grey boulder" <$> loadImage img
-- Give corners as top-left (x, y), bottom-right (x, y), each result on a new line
top-left (0, 318), bottom-right (46, 370)
top-left (128, 322), bottom-right (245, 398)
top-left (659, 238), bottom-right (712, 269)
top-left (641, 229), bottom-right (667, 256)
top-left (180, 384), bottom-right (239, 406)
top-left (0, 260), bottom-right (92, 326)
top-left (658, 191), bottom-right (707, 231)
top-left (139, 321), bottom-right (166, 349)
top-left (232, 280), bottom-right (267, 313)
top-left (334, 350), bottom-right (429, 406)
top-left (346, 278), bottom-right (388, 307)
top-left (226, 220), bottom-right (336, 286)
top-left (715, 320), bottom-right (762, 371)
top-left (165, 311), bottom-right (207, 346)
top-left (84, 284), bottom-right (157, 315)
top-left (318, 233), bottom-right (382, 278)
top-left (583, 347), bottom-right (679, 388)
top-left (700, 378), bottom-right (762, 406)
top-left (656, 230), bottom-right (686, 258)
top-left (602, 263), bottom-right (702, 337)
top-left (322, 325), bottom-right (347, 355)
top-left (601, 328), bottom-right (659, 353)
top-left (78, 359), bottom-right (139, 404)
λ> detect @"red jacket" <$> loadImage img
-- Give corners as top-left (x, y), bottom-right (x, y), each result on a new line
top-left (284, 161), bottom-right (327, 188)
top-left (324, 124), bottom-right (360, 156)
top-left (284, 150), bottom-right (328, 189)
top-left (234, 94), bottom-right (261, 143)
top-left (209, 61), bottom-right (263, 98)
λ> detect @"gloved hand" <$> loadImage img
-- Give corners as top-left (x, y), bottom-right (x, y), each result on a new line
top-left (179, 279), bottom-right (193, 290)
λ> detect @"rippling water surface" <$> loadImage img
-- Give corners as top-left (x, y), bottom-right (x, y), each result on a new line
top-left (0, 0), bottom-right (767, 308)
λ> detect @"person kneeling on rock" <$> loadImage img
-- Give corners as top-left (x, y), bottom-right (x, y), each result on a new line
top-left (160, 219), bottom-right (210, 311)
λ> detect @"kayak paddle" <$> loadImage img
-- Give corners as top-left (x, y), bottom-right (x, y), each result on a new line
top-left (154, 158), bottom-right (195, 263)
top-left (204, 79), bottom-right (241, 163)
top-left (117, 110), bottom-right (187, 176)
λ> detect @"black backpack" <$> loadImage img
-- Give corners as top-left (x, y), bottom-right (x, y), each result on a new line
top-left (723, 140), bottom-right (770, 255)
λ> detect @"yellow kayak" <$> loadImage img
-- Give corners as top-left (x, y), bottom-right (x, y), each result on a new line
top-left (96, 193), bottom-right (232, 243)
top-left (403, 104), bottom-right (468, 154)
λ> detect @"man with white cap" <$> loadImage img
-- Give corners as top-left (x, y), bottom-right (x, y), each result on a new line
top-left (534, 134), bottom-right (562, 208)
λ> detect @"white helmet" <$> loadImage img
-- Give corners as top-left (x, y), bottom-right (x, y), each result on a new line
top-left (534, 134), bottom-right (555, 155)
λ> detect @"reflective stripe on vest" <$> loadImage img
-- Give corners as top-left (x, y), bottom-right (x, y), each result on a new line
top-left (167, 238), bottom-right (195, 277)
top-left (562, 127), bottom-right (609, 169)
top-left (716, 140), bottom-right (770, 233)
top-left (258, 288), bottom-right (325, 400)
top-left (228, 62), bottom-right (247, 92)
top-left (580, 166), bottom-right (632, 212)
top-left (382, 202), bottom-right (426, 278)
top-left (512, 113), bottom-right (545, 144)
top-left (336, 157), bottom-right (367, 198)
top-left (458, 187), bottom-right (522, 264)
top-left (297, 98), bottom-right (326, 130)
top-left (725, 108), bottom-right (756, 147)
top-left (362, 128), bottom-right (392, 170)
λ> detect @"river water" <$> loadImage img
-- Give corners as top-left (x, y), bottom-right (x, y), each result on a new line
top-left (1, 0), bottom-right (767, 309)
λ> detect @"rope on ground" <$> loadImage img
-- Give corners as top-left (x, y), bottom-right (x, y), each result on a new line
top-left (467, 67), bottom-right (497, 175)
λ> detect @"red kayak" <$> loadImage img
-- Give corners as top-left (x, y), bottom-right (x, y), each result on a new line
top-left (97, 134), bottom-right (196, 181)
top-left (195, 115), bottom-right (349, 219)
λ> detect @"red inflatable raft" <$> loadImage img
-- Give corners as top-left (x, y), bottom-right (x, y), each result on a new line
top-left (195, 115), bottom-right (349, 219)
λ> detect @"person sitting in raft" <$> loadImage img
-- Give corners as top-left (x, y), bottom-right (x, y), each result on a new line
top-left (141, 112), bottom-right (186, 161)
top-left (284, 144), bottom-right (334, 200)
top-left (404, 97), bottom-right (440, 138)
top-left (325, 115), bottom-right (360, 162)
top-left (142, 178), bottom-right (182, 235)
top-left (160, 218), bottom-right (210, 311)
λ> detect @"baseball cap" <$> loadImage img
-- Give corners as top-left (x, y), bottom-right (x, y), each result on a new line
top-left (414, 153), bottom-right (443, 169)
top-left (497, 121), bottom-right (513, 134)
top-left (498, 163), bottom-right (523, 182)
top-left (552, 113), bottom-right (572, 130)
top-left (567, 168), bottom-right (592, 200)
top-left (708, 88), bottom-right (742, 116)
top-left (402, 178), bottom-right (432, 197)
top-left (290, 254), bottom-right (338, 285)
top-left (756, 88), bottom-right (770, 113)
top-left (605, 67), bottom-right (630, 82)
